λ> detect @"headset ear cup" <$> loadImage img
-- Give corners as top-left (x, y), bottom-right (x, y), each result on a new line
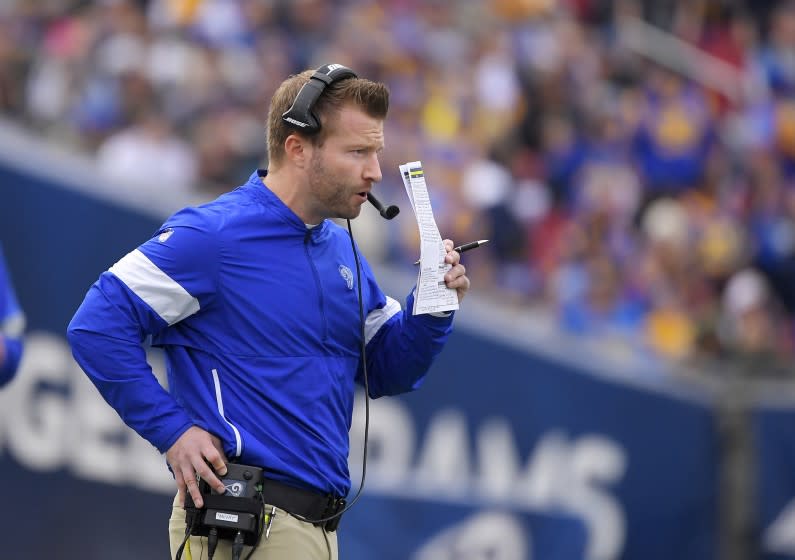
top-left (281, 64), bottom-right (358, 133)
top-left (281, 79), bottom-right (324, 132)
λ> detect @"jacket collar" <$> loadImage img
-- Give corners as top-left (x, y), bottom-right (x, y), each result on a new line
top-left (244, 169), bottom-right (331, 241)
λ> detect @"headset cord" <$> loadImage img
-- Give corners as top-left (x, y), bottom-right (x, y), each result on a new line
top-left (291, 219), bottom-right (371, 527)
top-left (178, 221), bottom-right (371, 550)
top-left (242, 492), bottom-right (266, 560)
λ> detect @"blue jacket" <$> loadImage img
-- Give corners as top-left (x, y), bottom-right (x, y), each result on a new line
top-left (67, 171), bottom-right (454, 497)
top-left (0, 244), bottom-right (24, 386)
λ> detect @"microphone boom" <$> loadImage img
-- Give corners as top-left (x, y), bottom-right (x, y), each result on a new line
top-left (366, 193), bottom-right (400, 220)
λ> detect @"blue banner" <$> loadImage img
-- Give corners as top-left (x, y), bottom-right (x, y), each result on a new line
top-left (0, 154), bottom-right (723, 559)
top-left (342, 328), bottom-right (719, 560)
top-left (756, 405), bottom-right (795, 560)
top-left (341, 496), bottom-right (587, 559)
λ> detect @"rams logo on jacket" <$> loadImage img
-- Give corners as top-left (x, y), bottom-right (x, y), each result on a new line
top-left (339, 265), bottom-right (353, 290)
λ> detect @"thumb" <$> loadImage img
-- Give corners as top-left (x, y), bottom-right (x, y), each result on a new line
top-left (212, 456), bottom-right (228, 477)
top-left (208, 435), bottom-right (229, 476)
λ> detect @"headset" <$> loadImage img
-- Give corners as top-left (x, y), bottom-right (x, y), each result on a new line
top-left (282, 63), bottom-right (400, 219)
top-left (282, 63), bottom-right (358, 132)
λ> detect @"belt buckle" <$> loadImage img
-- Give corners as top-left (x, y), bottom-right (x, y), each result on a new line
top-left (323, 498), bottom-right (346, 532)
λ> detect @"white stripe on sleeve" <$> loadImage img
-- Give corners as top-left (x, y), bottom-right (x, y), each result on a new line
top-left (364, 295), bottom-right (401, 345)
top-left (109, 249), bottom-right (200, 325)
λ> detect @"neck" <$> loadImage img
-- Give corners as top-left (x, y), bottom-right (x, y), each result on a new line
top-left (262, 166), bottom-right (317, 224)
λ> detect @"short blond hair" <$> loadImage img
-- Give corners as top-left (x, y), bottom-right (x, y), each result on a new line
top-left (266, 69), bottom-right (389, 168)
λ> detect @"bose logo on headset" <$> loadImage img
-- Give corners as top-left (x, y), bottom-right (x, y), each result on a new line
top-left (281, 63), bottom-right (358, 133)
top-left (283, 117), bottom-right (309, 128)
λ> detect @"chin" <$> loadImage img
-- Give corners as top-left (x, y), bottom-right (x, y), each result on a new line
top-left (339, 205), bottom-right (362, 220)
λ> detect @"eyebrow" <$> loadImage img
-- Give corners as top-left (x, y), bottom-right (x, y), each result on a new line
top-left (347, 141), bottom-right (384, 151)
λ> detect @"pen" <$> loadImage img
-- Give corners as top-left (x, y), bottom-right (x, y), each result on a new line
top-left (414, 239), bottom-right (489, 265)
top-left (265, 505), bottom-right (276, 539)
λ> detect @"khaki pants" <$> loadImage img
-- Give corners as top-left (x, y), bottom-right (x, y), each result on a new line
top-left (168, 494), bottom-right (338, 560)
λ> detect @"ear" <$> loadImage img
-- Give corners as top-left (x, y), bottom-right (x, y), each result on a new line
top-left (284, 133), bottom-right (311, 169)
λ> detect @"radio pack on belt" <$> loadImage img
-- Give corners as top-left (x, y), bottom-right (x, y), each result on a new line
top-left (185, 463), bottom-right (265, 546)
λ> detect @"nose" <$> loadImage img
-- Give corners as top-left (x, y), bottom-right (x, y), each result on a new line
top-left (363, 152), bottom-right (382, 184)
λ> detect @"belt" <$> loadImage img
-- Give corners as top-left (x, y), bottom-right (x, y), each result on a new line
top-left (261, 477), bottom-right (346, 528)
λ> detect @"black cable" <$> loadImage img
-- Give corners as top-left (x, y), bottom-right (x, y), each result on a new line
top-left (232, 531), bottom-right (245, 560)
top-left (174, 507), bottom-right (196, 560)
top-left (174, 531), bottom-right (190, 560)
top-left (291, 219), bottom-right (371, 526)
top-left (243, 490), bottom-right (266, 560)
top-left (207, 527), bottom-right (219, 560)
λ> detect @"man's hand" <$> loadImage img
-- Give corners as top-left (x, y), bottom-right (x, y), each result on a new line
top-left (166, 426), bottom-right (228, 508)
top-left (442, 239), bottom-right (471, 302)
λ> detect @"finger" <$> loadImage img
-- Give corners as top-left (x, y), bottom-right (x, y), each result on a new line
top-left (182, 466), bottom-right (204, 508)
top-left (204, 444), bottom-right (228, 477)
top-left (194, 457), bottom-right (226, 494)
top-left (445, 264), bottom-right (466, 283)
top-left (173, 469), bottom-right (187, 507)
top-left (451, 275), bottom-right (470, 302)
top-left (209, 434), bottom-right (229, 463)
top-left (446, 272), bottom-right (470, 291)
top-left (443, 239), bottom-right (454, 252)
top-left (445, 249), bottom-right (460, 266)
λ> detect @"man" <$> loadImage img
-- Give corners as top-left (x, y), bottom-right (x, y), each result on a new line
top-left (0, 244), bottom-right (24, 386)
top-left (67, 65), bottom-right (470, 560)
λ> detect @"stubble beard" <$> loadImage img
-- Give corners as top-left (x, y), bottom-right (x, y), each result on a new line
top-left (308, 150), bottom-right (362, 220)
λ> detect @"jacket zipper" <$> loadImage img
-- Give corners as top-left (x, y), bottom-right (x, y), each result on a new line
top-left (304, 229), bottom-right (329, 342)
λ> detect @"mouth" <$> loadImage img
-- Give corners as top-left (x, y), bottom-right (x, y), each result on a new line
top-left (356, 191), bottom-right (369, 202)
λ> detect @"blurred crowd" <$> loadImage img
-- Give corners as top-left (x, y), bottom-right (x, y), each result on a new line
top-left (2, 0), bottom-right (795, 372)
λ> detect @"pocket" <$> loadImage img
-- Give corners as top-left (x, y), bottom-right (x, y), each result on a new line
top-left (168, 493), bottom-right (189, 554)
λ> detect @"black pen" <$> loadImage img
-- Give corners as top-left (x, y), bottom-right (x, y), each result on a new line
top-left (414, 239), bottom-right (489, 265)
